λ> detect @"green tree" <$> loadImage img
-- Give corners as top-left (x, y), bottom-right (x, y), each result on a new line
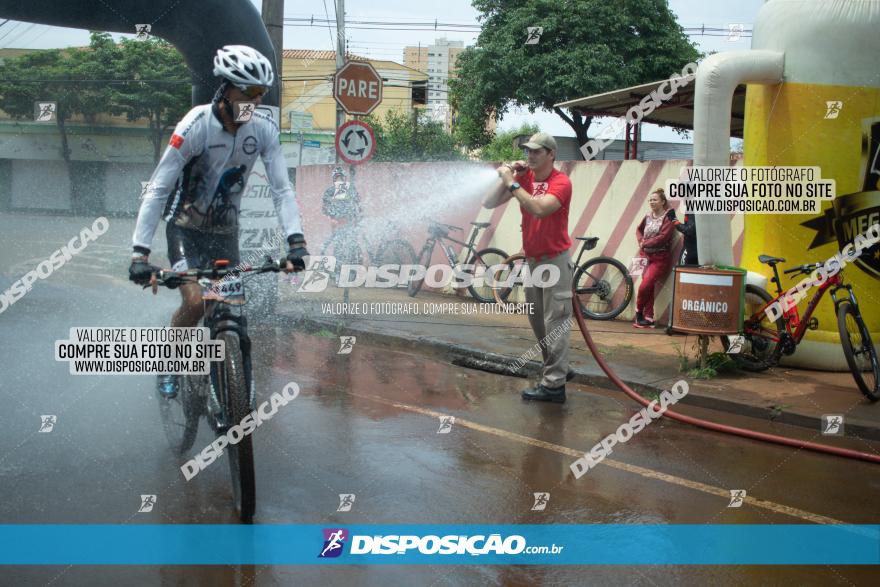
top-left (480, 123), bottom-right (539, 161)
top-left (363, 109), bottom-right (464, 162)
top-left (449, 0), bottom-right (701, 155)
top-left (0, 36), bottom-right (117, 169)
top-left (111, 36), bottom-right (191, 163)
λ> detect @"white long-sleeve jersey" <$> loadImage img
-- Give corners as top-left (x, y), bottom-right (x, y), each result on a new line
top-left (132, 104), bottom-right (304, 251)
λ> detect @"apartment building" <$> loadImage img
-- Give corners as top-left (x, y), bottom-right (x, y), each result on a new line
top-left (403, 38), bottom-right (464, 128)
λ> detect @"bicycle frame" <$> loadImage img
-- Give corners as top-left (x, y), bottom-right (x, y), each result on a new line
top-left (424, 224), bottom-right (484, 266)
top-left (748, 269), bottom-right (858, 347)
top-left (572, 238), bottom-right (598, 267)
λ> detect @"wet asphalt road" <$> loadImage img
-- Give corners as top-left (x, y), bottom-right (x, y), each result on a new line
top-left (1, 214), bottom-right (879, 586)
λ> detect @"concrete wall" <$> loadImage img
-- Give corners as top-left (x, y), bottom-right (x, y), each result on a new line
top-left (296, 160), bottom-right (748, 322)
top-left (0, 122), bottom-right (335, 215)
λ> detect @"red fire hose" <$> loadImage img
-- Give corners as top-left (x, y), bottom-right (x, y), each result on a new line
top-left (570, 296), bottom-right (880, 465)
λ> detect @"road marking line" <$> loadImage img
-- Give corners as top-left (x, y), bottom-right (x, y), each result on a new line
top-left (348, 390), bottom-right (844, 525)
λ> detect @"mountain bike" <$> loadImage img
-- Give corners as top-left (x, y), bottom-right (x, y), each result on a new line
top-left (723, 254), bottom-right (880, 401)
top-left (491, 236), bottom-right (633, 320)
top-left (406, 219), bottom-right (509, 303)
top-left (147, 256), bottom-right (286, 521)
top-left (321, 218), bottom-right (417, 281)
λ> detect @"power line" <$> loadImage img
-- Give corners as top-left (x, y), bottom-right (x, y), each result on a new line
top-left (2, 23), bottom-right (42, 48)
top-left (320, 0), bottom-right (337, 51)
top-left (0, 21), bottom-right (22, 44)
top-left (284, 16), bottom-right (481, 29)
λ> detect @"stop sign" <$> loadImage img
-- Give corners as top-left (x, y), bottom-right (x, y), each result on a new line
top-left (333, 61), bottom-right (383, 116)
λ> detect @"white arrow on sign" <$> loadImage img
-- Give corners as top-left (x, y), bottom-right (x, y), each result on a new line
top-left (335, 120), bottom-right (376, 165)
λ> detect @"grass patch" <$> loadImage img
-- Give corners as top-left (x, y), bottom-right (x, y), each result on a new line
top-left (675, 340), bottom-right (741, 380)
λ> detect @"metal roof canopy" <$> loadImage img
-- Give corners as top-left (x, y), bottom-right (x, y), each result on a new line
top-left (555, 78), bottom-right (747, 158)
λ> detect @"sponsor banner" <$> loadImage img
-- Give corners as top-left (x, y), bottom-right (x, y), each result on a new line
top-left (0, 525), bottom-right (876, 565)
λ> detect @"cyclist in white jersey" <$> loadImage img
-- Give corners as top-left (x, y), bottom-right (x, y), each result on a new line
top-left (128, 45), bottom-right (309, 397)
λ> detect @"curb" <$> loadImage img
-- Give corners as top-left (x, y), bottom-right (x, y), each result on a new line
top-left (276, 311), bottom-right (880, 442)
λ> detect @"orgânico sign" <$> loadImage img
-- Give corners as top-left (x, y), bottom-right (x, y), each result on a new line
top-left (333, 61), bottom-right (383, 115)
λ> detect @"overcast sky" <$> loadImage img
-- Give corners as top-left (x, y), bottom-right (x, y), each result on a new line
top-left (0, 0), bottom-right (766, 142)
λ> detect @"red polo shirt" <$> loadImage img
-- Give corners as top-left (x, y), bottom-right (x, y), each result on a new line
top-left (519, 168), bottom-right (572, 258)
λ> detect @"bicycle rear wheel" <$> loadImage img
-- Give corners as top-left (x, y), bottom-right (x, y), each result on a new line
top-left (723, 284), bottom-right (784, 372)
top-left (836, 301), bottom-right (880, 401)
top-left (158, 374), bottom-right (203, 456)
top-left (215, 331), bottom-right (256, 522)
top-left (466, 247), bottom-right (509, 303)
top-left (573, 256), bottom-right (633, 320)
top-left (407, 242), bottom-right (434, 297)
top-left (376, 239), bottom-right (417, 266)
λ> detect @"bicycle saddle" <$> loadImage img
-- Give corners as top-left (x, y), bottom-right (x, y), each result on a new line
top-left (576, 236), bottom-right (600, 250)
top-left (470, 221), bottom-right (491, 228)
top-left (758, 254), bottom-right (786, 265)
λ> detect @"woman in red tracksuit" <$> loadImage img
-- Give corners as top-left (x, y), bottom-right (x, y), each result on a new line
top-left (634, 188), bottom-right (677, 328)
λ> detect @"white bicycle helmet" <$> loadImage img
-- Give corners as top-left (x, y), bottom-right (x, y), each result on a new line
top-left (212, 45), bottom-right (274, 89)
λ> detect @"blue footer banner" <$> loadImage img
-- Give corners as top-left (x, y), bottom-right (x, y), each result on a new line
top-left (1, 525), bottom-right (878, 565)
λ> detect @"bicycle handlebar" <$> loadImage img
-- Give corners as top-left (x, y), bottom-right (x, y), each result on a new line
top-left (144, 256), bottom-right (286, 292)
top-left (428, 220), bottom-right (462, 232)
top-left (783, 262), bottom-right (823, 277)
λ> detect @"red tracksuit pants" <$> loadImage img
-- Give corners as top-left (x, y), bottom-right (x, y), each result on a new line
top-left (635, 251), bottom-right (672, 320)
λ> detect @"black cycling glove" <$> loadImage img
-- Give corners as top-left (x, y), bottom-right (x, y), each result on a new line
top-left (129, 251), bottom-right (159, 286)
top-left (286, 234), bottom-right (309, 271)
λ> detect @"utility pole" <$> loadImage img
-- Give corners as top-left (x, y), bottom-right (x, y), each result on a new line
top-left (261, 0), bottom-right (284, 105)
top-left (335, 0), bottom-right (346, 163)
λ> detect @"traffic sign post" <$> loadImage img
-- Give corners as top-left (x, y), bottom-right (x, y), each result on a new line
top-left (335, 120), bottom-right (376, 165)
top-left (333, 61), bottom-right (384, 116)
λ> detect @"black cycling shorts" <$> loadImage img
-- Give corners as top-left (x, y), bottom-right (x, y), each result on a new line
top-left (166, 222), bottom-right (240, 271)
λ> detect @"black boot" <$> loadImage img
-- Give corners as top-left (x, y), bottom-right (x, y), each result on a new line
top-left (522, 384), bottom-right (566, 404)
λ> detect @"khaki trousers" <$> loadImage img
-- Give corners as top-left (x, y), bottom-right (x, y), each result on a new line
top-left (524, 251), bottom-right (573, 389)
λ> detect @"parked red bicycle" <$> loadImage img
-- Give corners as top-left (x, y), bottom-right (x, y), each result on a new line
top-left (724, 254), bottom-right (880, 401)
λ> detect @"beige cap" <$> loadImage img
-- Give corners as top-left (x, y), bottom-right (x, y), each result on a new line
top-left (522, 132), bottom-right (557, 152)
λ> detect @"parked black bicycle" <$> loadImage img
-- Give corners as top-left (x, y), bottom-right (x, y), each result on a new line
top-left (407, 220), bottom-right (509, 303)
top-left (147, 256), bottom-right (285, 522)
top-left (492, 236), bottom-right (633, 319)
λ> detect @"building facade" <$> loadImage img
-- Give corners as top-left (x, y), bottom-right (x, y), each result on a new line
top-left (280, 50), bottom-right (427, 132)
top-left (403, 38), bottom-right (464, 129)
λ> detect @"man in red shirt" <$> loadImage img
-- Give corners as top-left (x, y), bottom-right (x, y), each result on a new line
top-left (483, 132), bottom-right (573, 404)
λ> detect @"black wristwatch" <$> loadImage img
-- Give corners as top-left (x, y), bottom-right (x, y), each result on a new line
top-left (508, 182), bottom-right (521, 193)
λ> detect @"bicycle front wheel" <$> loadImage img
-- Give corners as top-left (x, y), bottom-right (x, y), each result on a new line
top-left (723, 284), bottom-right (784, 372)
top-left (407, 241), bottom-right (434, 297)
top-left (466, 247), bottom-right (509, 303)
top-left (215, 331), bottom-right (256, 522)
top-left (376, 239), bottom-right (417, 266)
top-left (158, 374), bottom-right (203, 456)
top-left (837, 301), bottom-right (880, 401)
top-left (573, 257), bottom-right (633, 320)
